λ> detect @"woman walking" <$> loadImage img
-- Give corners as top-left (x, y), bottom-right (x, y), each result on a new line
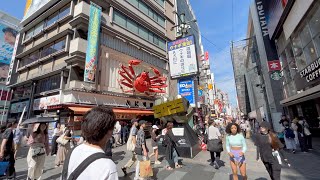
top-left (297, 117), bottom-right (308, 153)
top-left (55, 127), bottom-right (72, 167)
top-left (149, 125), bottom-right (161, 165)
top-left (163, 122), bottom-right (182, 170)
top-left (291, 119), bottom-right (299, 146)
top-left (27, 123), bottom-right (49, 180)
top-left (207, 120), bottom-right (223, 169)
top-left (282, 121), bottom-right (296, 153)
top-left (51, 123), bottom-right (61, 156)
top-left (225, 123), bottom-right (247, 180)
top-left (255, 121), bottom-right (289, 180)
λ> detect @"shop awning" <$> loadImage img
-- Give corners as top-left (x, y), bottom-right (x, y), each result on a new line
top-left (280, 84), bottom-right (320, 106)
top-left (68, 107), bottom-right (154, 116)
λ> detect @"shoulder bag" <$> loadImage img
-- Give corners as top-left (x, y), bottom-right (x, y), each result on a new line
top-left (127, 128), bottom-right (135, 151)
top-left (61, 148), bottom-right (109, 180)
top-left (207, 127), bottom-right (223, 152)
top-left (56, 134), bottom-right (69, 146)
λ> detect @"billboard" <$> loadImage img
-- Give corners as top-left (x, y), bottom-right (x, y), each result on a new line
top-left (178, 78), bottom-right (195, 107)
top-left (0, 23), bottom-right (18, 84)
top-left (23, 0), bottom-right (52, 21)
top-left (168, 35), bottom-right (198, 78)
top-left (84, 3), bottom-right (102, 83)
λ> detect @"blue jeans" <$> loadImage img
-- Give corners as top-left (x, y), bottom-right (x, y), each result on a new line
top-left (166, 150), bottom-right (178, 167)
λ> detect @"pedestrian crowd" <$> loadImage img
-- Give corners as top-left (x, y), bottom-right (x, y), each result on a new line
top-left (0, 107), bottom-right (316, 180)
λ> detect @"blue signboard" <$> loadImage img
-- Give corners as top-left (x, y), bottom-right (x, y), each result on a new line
top-left (84, 3), bottom-right (102, 83)
top-left (198, 90), bottom-right (203, 97)
top-left (178, 78), bottom-right (195, 106)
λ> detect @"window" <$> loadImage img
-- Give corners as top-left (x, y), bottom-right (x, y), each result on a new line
top-left (292, 35), bottom-right (308, 70)
top-left (42, 43), bottom-right (54, 57)
top-left (52, 38), bottom-right (66, 52)
top-left (127, 19), bottom-right (138, 34)
top-left (309, 8), bottom-right (320, 37)
top-left (159, 39), bottom-right (166, 50)
top-left (154, 0), bottom-right (164, 7)
top-left (139, 1), bottom-right (149, 14)
top-left (128, 0), bottom-right (139, 7)
top-left (158, 17), bottom-right (165, 27)
top-left (29, 51), bottom-right (40, 62)
top-left (113, 11), bottom-right (126, 27)
top-left (139, 26), bottom-right (149, 40)
top-left (153, 36), bottom-right (159, 45)
top-left (34, 22), bottom-right (44, 35)
top-left (300, 25), bottom-right (312, 47)
top-left (148, 9), bottom-right (154, 19)
top-left (148, 32), bottom-right (154, 42)
top-left (46, 12), bottom-right (59, 27)
top-left (25, 29), bottom-right (34, 40)
top-left (303, 41), bottom-right (317, 62)
top-left (59, 5), bottom-right (70, 20)
top-left (36, 75), bottom-right (61, 94)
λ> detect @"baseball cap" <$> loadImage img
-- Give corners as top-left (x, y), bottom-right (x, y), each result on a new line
top-left (131, 118), bottom-right (138, 123)
top-left (152, 125), bottom-right (159, 129)
top-left (139, 120), bottom-right (147, 125)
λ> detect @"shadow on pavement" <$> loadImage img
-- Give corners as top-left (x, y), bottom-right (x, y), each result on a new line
top-left (113, 151), bottom-right (126, 164)
top-left (228, 174), bottom-right (267, 180)
top-left (43, 173), bottom-right (62, 180)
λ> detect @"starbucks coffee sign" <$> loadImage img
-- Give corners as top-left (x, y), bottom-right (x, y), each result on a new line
top-left (300, 58), bottom-right (320, 82)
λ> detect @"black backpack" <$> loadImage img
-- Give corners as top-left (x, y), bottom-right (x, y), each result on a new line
top-left (61, 148), bottom-right (109, 180)
top-left (284, 127), bottom-right (295, 139)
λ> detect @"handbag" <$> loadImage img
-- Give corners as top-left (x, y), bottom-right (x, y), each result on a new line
top-left (207, 139), bottom-right (223, 152)
top-left (56, 134), bottom-right (69, 145)
top-left (31, 146), bottom-right (45, 157)
top-left (127, 134), bottom-right (135, 151)
top-left (134, 146), bottom-right (143, 155)
top-left (139, 160), bottom-right (153, 178)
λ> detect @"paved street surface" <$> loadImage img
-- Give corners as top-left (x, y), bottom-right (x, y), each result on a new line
top-left (14, 138), bottom-right (320, 180)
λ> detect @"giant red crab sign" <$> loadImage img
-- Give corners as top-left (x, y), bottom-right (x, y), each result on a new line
top-left (118, 60), bottom-right (167, 96)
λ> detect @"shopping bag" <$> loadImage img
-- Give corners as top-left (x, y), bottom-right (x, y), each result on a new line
top-left (139, 160), bottom-right (153, 178)
top-left (0, 161), bottom-right (9, 175)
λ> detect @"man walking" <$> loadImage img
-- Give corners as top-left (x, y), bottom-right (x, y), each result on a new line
top-left (121, 118), bottom-right (139, 176)
top-left (134, 120), bottom-right (149, 180)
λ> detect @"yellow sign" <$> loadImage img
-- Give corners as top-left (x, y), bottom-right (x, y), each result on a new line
top-left (153, 98), bottom-right (187, 118)
top-left (208, 84), bottom-right (213, 90)
top-left (24, 0), bottom-right (33, 15)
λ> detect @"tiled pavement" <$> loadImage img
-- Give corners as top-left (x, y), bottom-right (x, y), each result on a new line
top-left (13, 137), bottom-right (320, 179)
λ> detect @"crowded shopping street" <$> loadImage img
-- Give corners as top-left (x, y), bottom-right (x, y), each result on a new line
top-left (2, 0), bottom-right (320, 179)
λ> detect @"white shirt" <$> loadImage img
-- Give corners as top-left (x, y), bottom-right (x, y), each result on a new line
top-left (68, 144), bottom-right (118, 180)
top-left (53, 128), bottom-right (62, 136)
top-left (208, 126), bottom-right (221, 140)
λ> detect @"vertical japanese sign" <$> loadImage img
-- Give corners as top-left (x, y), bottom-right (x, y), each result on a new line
top-left (178, 78), bottom-right (195, 107)
top-left (168, 35), bottom-right (198, 78)
top-left (255, 0), bottom-right (281, 80)
top-left (6, 33), bottom-right (20, 85)
top-left (84, 3), bottom-right (101, 83)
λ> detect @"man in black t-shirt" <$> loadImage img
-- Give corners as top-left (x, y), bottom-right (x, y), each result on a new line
top-left (0, 122), bottom-right (17, 176)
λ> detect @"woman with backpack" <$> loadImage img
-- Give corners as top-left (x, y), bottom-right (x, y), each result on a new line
top-left (255, 122), bottom-right (289, 180)
top-left (282, 121), bottom-right (296, 153)
top-left (163, 122), bottom-right (182, 170)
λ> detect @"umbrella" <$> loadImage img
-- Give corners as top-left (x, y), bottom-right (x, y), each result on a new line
top-left (21, 117), bottom-right (56, 125)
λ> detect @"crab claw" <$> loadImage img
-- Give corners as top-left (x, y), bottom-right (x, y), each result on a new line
top-left (151, 67), bottom-right (161, 76)
top-left (129, 60), bottom-right (141, 66)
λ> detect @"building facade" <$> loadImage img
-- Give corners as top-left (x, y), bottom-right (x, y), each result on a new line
top-left (7, 0), bottom-right (177, 123)
top-left (267, 0), bottom-right (320, 130)
top-left (0, 11), bottom-right (20, 123)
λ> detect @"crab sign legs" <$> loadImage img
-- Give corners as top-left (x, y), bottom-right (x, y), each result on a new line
top-left (118, 60), bottom-right (167, 95)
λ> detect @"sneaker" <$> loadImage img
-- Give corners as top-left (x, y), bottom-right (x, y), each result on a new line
top-left (292, 150), bottom-right (296, 154)
top-left (209, 162), bottom-right (214, 166)
top-left (155, 160), bottom-right (161, 165)
top-left (121, 167), bottom-right (127, 176)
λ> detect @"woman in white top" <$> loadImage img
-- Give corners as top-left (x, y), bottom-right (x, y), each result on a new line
top-left (51, 123), bottom-right (62, 156)
top-left (207, 120), bottom-right (222, 169)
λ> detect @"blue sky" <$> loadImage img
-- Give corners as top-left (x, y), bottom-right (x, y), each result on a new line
top-left (189, 0), bottom-right (251, 106)
top-left (0, 0), bottom-right (251, 106)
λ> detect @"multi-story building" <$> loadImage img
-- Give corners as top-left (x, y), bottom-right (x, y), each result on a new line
top-left (267, 0), bottom-right (320, 131)
top-left (0, 11), bottom-right (20, 123)
top-left (7, 0), bottom-right (177, 123)
top-left (231, 45), bottom-right (251, 115)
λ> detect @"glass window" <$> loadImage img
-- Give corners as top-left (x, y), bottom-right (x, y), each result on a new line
top-left (313, 33), bottom-right (320, 56)
top-left (153, 35), bottom-right (159, 45)
top-left (285, 44), bottom-right (298, 78)
top-left (139, 1), bottom-right (149, 14)
top-left (53, 39), bottom-right (66, 52)
top-left (159, 39), bottom-right (166, 50)
top-left (59, 5), bottom-right (70, 19)
top-left (113, 11), bottom-right (126, 27)
top-left (309, 7), bottom-right (320, 37)
top-left (34, 22), bottom-right (44, 35)
top-left (155, 0), bottom-right (164, 7)
top-left (139, 26), bottom-right (149, 40)
top-left (46, 12), bottom-right (59, 27)
top-left (303, 41), bottom-right (317, 63)
top-left (158, 16), bottom-right (165, 27)
top-left (292, 35), bottom-right (308, 70)
top-left (300, 24), bottom-right (312, 47)
top-left (29, 51), bottom-right (40, 63)
top-left (128, 0), bottom-right (139, 7)
top-left (25, 28), bottom-right (34, 40)
top-left (148, 9), bottom-right (154, 19)
top-left (148, 32), bottom-right (154, 42)
top-left (42, 43), bottom-right (54, 57)
top-left (127, 19), bottom-right (138, 34)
